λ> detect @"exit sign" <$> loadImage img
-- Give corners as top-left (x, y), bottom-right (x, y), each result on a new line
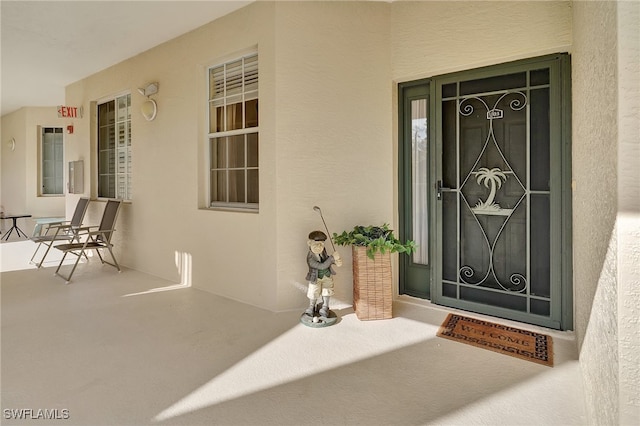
top-left (57, 105), bottom-right (82, 118)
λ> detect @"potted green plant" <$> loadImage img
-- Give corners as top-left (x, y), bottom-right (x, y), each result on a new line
top-left (333, 224), bottom-right (416, 320)
top-left (333, 224), bottom-right (416, 259)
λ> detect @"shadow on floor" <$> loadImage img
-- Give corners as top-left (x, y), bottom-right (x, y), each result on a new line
top-left (1, 247), bottom-right (586, 425)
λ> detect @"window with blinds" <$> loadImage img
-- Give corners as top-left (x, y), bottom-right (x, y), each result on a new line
top-left (208, 53), bottom-right (259, 209)
top-left (41, 127), bottom-right (64, 195)
top-left (98, 93), bottom-right (131, 200)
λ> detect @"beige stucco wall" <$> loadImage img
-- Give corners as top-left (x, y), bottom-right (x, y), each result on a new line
top-left (572, 1), bottom-right (619, 424)
top-left (65, 2), bottom-right (279, 309)
top-left (1, 107), bottom-right (66, 226)
top-left (62, 1), bottom-right (396, 312)
top-left (273, 1), bottom-right (393, 310)
top-left (572, 0), bottom-right (618, 348)
top-left (617, 1), bottom-right (640, 423)
top-left (1, 109), bottom-right (27, 217)
top-left (391, 0), bottom-right (572, 82)
top-left (573, 1), bottom-right (640, 424)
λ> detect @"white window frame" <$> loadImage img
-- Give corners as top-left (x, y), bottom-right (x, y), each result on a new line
top-left (97, 93), bottom-right (132, 201)
top-left (40, 126), bottom-right (64, 196)
top-left (207, 52), bottom-right (259, 210)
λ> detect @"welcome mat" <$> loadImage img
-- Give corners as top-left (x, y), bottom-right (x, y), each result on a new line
top-left (437, 313), bottom-right (553, 367)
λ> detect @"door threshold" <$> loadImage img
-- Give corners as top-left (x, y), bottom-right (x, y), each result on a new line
top-left (395, 294), bottom-right (576, 341)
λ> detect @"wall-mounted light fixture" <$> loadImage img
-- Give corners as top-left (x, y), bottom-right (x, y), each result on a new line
top-left (138, 82), bottom-right (158, 98)
top-left (7, 138), bottom-right (16, 151)
top-left (138, 82), bottom-right (159, 121)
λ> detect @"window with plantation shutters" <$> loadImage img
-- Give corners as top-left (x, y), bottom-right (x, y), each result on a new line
top-left (208, 53), bottom-right (259, 209)
top-left (97, 93), bottom-right (132, 200)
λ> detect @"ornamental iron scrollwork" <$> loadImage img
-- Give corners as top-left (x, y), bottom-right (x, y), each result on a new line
top-left (457, 91), bottom-right (528, 293)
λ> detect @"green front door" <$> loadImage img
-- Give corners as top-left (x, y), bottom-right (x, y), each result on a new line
top-left (399, 55), bottom-right (572, 330)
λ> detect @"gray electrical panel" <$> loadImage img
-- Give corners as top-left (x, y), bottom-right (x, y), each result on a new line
top-left (68, 160), bottom-right (84, 194)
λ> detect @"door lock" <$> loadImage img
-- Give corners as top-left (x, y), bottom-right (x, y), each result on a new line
top-left (436, 180), bottom-right (451, 200)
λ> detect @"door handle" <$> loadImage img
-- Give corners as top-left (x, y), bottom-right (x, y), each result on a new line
top-left (437, 180), bottom-right (452, 200)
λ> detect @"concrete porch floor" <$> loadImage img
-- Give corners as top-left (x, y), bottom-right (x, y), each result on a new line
top-left (1, 239), bottom-right (587, 425)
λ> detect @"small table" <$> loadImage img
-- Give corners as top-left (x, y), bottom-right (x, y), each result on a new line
top-left (1, 214), bottom-right (32, 240)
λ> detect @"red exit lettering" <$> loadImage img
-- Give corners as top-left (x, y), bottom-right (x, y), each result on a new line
top-left (57, 106), bottom-right (78, 118)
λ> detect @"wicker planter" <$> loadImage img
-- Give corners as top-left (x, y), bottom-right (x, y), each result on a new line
top-left (352, 246), bottom-right (392, 320)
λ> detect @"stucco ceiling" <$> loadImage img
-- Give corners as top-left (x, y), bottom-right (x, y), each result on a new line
top-left (0, 0), bottom-right (253, 117)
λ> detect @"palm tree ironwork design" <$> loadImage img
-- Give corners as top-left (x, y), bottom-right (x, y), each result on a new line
top-left (457, 91), bottom-right (528, 292)
top-left (472, 167), bottom-right (510, 215)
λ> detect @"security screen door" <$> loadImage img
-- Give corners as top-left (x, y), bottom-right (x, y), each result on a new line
top-left (400, 54), bottom-right (572, 330)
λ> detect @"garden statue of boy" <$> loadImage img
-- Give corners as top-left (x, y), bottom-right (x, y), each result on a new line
top-left (305, 230), bottom-right (342, 318)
